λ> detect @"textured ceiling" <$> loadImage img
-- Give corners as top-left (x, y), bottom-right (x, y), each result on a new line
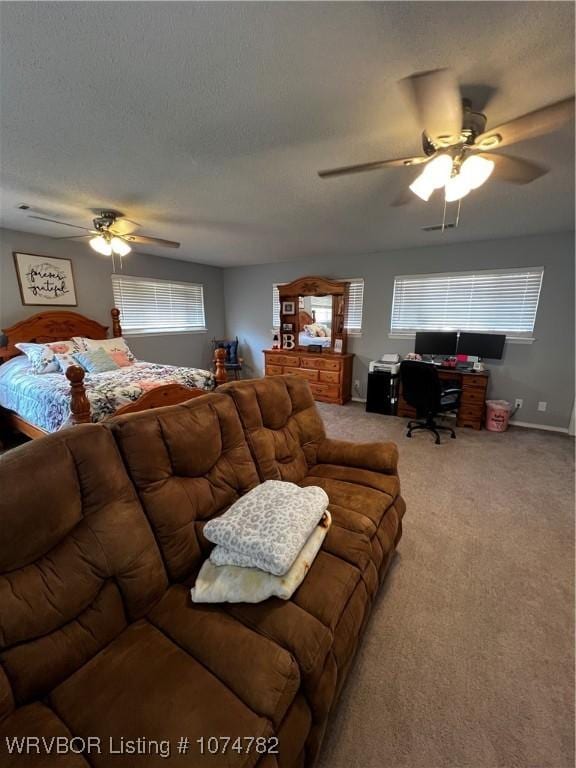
top-left (0, 2), bottom-right (574, 267)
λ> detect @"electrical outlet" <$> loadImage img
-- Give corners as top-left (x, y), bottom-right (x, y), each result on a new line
top-left (537, 401), bottom-right (547, 412)
top-left (514, 398), bottom-right (523, 409)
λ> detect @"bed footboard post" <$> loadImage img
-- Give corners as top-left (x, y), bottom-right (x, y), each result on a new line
top-left (66, 365), bottom-right (91, 425)
top-left (214, 347), bottom-right (228, 385)
top-left (111, 308), bottom-right (122, 338)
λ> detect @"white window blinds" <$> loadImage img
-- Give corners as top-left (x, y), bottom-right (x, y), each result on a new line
top-left (273, 278), bottom-right (364, 334)
top-left (344, 279), bottom-right (364, 335)
top-left (390, 267), bottom-right (544, 338)
top-left (273, 283), bottom-right (281, 328)
top-left (111, 274), bottom-right (206, 335)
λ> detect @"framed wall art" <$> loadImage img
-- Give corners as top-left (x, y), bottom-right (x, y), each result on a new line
top-left (13, 252), bottom-right (78, 306)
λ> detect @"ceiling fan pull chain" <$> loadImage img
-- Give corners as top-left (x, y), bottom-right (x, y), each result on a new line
top-left (455, 199), bottom-right (461, 228)
top-left (441, 197), bottom-right (447, 232)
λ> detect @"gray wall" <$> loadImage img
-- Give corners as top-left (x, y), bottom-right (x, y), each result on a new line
top-left (223, 231), bottom-right (575, 429)
top-left (2, 227), bottom-right (574, 429)
top-left (0, 228), bottom-right (225, 369)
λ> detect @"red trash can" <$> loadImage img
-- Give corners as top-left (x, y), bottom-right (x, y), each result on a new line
top-left (485, 400), bottom-right (512, 432)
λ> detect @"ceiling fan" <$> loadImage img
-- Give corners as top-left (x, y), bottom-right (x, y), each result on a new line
top-left (318, 69), bottom-right (575, 206)
top-left (27, 209), bottom-right (180, 256)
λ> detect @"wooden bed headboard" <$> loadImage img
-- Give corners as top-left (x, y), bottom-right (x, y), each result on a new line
top-left (0, 308), bottom-right (122, 362)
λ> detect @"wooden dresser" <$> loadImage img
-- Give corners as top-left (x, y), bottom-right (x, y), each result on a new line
top-left (264, 349), bottom-right (354, 405)
top-left (397, 368), bottom-right (490, 430)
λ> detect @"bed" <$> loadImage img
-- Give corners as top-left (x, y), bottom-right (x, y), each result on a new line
top-left (0, 308), bottom-right (227, 439)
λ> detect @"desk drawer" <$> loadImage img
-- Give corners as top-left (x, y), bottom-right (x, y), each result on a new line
top-left (461, 388), bottom-right (485, 405)
top-left (310, 382), bottom-right (339, 398)
top-left (266, 354), bottom-right (298, 367)
top-left (284, 367), bottom-right (318, 382)
top-left (463, 375), bottom-right (488, 390)
top-left (459, 403), bottom-right (484, 420)
top-left (301, 357), bottom-right (341, 372)
top-left (319, 370), bottom-right (340, 384)
top-left (265, 365), bottom-right (283, 376)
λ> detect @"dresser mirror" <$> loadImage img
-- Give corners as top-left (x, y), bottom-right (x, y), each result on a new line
top-left (278, 276), bottom-right (348, 353)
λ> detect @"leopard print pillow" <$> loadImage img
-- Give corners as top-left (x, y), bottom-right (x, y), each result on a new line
top-left (204, 480), bottom-right (329, 576)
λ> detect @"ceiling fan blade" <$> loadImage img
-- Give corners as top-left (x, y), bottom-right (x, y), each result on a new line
top-left (109, 217), bottom-right (141, 236)
top-left (318, 156), bottom-right (429, 179)
top-left (28, 215), bottom-right (93, 231)
top-left (52, 234), bottom-right (93, 241)
top-left (475, 97), bottom-right (575, 150)
top-left (482, 152), bottom-right (549, 184)
top-left (401, 69), bottom-right (463, 146)
top-left (122, 233), bottom-right (181, 248)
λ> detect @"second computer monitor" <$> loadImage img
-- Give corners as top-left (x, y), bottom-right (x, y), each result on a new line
top-left (414, 331), bottom-right (458, 356)
top-left (457, 332), bottom-right (506, 359)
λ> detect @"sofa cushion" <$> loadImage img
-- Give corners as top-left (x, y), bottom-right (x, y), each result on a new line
top-left (147, 585), bottom-right (300, 727)
top-left (49, 620), bottom-right (272, 768)
top-left (218, 376), bottom-right (326, 483)
top-left (108, 394), bottom-right (261, 582)
top-left (0, 426), bottom-right (166, 711)
top-left (0, 702), bottom-right (90, 768)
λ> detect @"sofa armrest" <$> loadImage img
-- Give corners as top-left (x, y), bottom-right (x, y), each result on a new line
top-left (316, 438), bottom-right (398, 474)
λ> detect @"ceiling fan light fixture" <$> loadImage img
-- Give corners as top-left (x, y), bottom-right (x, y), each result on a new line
top-left (110, 236), bottom-right (131, 256)
top-left (89, 234), bottom-right (112, 256)
top-left (444, 174), bottom-right (471, 202)
top-left (409, 174), bottom-right (435, 201)
top-left (459, 155), bottom-right (495, 190)
top-left (421, 154), bottom-right (453, 189)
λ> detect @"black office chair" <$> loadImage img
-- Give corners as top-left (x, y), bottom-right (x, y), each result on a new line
top-left (400, 360), bottom-right (462, 444)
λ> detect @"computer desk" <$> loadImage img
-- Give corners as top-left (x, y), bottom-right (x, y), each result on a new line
top-left (397, 366), bottom-right (490, 430)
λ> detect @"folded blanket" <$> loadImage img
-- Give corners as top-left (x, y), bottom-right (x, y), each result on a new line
top-left (204, 480), bottom-right (329, 576)
top-left (191, 513), bottom-right (331, 603)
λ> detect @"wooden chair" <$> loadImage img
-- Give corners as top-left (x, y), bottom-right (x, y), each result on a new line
top-left (212, 337), bottom-right (243, 380)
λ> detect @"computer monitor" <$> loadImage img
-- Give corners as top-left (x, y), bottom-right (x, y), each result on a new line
top-left (457, 332), bottom-right (506, 360)
top-left (414, 331), bottom-right (458, 357)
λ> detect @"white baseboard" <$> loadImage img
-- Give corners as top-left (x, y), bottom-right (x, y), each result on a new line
top-left (509, 419), bottom-right (570, 434)
top-left (351, 396), bottom-right (367, 404)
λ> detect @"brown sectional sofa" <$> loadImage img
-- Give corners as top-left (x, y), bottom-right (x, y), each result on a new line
top-left (0, 375), bottom-right (405, 768)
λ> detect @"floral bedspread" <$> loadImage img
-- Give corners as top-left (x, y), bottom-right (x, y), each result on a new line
top-left (0, 356), bottom-right (215, 433)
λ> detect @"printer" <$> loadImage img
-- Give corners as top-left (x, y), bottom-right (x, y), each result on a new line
top-left (368, 354), bottom-right (400, 375)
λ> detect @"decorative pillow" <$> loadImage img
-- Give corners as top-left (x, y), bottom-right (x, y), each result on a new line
top-left (73, 348), bottom-right (119, 373)
top-left (15, 342), bottom-right (60, 374)
top-left (191, 513), bottom-right (331, 604)
top-left (205, 480), bottom-right (329, 576)
top-left (74, 336), bottom-right (135, 367)
top-left (44, 341), bottom-right (82, 372)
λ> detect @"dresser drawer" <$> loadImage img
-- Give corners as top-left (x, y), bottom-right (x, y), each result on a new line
top-left (458, 403), bottom-right (484, 420)
top-left (461, 388), bottom-right (485, 405)
top-left (462, 375), bottom-right (488, 390)
top-left (265, 365), bottom-right (283, 376)
top-left (319, 370), bottom-right (340, 384)
top-left (310, 382), bottom-right (339, 398)
top-left (266, 354), bottom-right (299, 367)
top-left (284, 367), bottom-right (319, 382)
top-left (300, 357), bottom-right (341, 372)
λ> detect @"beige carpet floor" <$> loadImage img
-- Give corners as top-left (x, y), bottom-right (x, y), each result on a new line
top-left (315, 403), bottom-right (574, 768)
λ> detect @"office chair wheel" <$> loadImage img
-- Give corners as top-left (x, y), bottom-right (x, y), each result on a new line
top-left (450, 432), bottom-right (456, 439)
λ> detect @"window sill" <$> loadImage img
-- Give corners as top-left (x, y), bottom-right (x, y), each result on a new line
top-left (123, 329), bottom-right (207, 338)
top-left (387, 332), bottom-right (535, 344)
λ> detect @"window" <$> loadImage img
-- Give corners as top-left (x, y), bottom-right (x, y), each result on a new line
top-left (111, 274), bottom-right (206, 335)
top-left (390, 267), bottom-right (544, 339)
top-left (273, 278), bottom-right (364, 335)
